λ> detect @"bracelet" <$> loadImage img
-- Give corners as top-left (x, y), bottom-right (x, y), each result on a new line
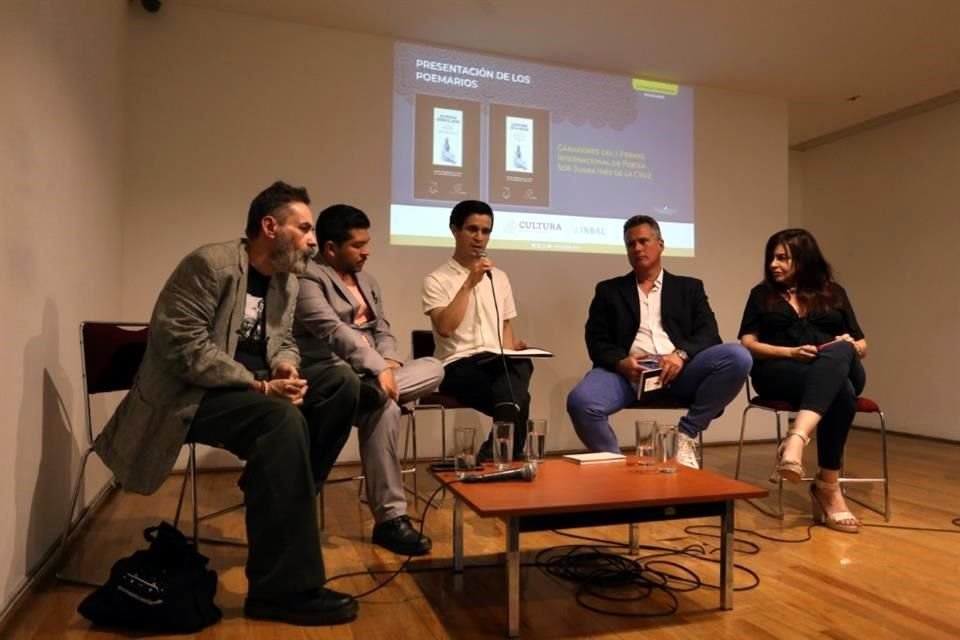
top-left (260, 380), bottom-right (269, 395)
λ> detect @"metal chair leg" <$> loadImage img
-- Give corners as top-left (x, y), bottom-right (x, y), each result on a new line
top-left (173, 455), bottom-right (189, 530)
top-left (411, 409), bottom-right (419, 512)
top-left (59, 448), bottom-right (92, 550)
top-left (440, 407), bottom-right (448, 462)
top-left (774, 411), bottom-right (785, 519)
top-left (740, 405), bottom-right (787, 520)
top-left (880, 410), bottom-right (890, 520)
top-left (402, 409), bottom-right (440, 510)
top-left (173, 444), bottom-right (199, 543)
top-left (735, 406), bottom-right (750, 479)
top-left (841, 410), bottom-right (891, 521)
top-left (185, 443), bottom-right (247, 547)
top-left (55, 447), bottom-right (112, 587)
top-left (57, 448), bottom-right (92, 564)
top-left (189, 444), bottom-right (199, 546)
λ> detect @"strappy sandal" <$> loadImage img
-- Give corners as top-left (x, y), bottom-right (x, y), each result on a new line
top-left (810, 477), bottom-right (861, 533)
top-left (769, 430), bottom-right (809, 484)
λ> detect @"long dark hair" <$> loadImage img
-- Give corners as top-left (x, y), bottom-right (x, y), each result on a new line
top-left (760, 228), bottom-right (840, 313)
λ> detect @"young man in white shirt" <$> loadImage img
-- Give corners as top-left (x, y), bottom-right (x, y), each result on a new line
top-left (422, 200), bottom-right (533, 461)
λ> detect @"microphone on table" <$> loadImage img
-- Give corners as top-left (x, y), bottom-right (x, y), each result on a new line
top-left (475, 249), bottom-right (493, 280)
top-left (462, 462), bottom-right (537, 483)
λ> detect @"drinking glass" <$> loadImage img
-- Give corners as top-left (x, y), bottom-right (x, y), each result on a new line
top-left (655, 423), bottom-right (678, 473)
top-left (453, 427), bottom-right (477, 478)
top-left (525, 419), bottom-right (548, 465)
top-left (635, 420), bottom-right (657, 471)
top-left (492, 420), bottom-right (514, 470)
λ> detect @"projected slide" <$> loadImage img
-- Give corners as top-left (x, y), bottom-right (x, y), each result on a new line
top-left (391, 43), bottom-right (694, 255)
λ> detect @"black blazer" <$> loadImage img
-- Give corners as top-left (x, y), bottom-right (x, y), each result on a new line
top-left (585, 271), bottom-right (722, 371)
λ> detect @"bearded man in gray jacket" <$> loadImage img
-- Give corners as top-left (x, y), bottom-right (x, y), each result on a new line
top-left (94, 181), bottom-right (360, 626)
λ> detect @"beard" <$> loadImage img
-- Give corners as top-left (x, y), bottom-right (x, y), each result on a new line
top-left (270, 232), bottom-right (317, 275)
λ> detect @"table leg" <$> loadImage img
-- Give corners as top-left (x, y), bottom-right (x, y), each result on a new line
top-left (454, 496), bottom-right (464, 573)
top-left (720, 500), bottom-right (734, 610)
top-left (628, 523), bottom-right (639, 555)
top-left (506, 517), bottom-right (520, 637)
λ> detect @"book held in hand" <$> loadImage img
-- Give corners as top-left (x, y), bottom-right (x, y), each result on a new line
top-left (636, 358), bottom-right (663, 401)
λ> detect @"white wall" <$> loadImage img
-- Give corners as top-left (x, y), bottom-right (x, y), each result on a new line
top-left (789, 150), bottom-right (805, 227)
top-left (797, 101), bottom-right (960, 441)
top-left (122, 4), bottom-right (789, 460)
top-left (0, 0), bottom-right (126, 613)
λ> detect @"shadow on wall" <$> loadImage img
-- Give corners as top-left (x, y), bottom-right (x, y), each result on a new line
top-left (10, 300), bottom-right (80, 594)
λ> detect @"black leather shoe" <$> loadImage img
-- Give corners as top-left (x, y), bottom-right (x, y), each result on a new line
top-left (372, 516), bottom-right (432, 556)
top-left (244, 587), bottom-right (358, 626)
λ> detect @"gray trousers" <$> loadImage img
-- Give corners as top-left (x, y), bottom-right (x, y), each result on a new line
top-left (356, 357), bottom-right (444, 523)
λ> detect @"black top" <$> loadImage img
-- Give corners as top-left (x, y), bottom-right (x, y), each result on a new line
top-left (737, 282), bottom-right (864, 348)
top-left (235, 266), bottom-right (271, 374)
top-left (585, 271), bottom-right (722, 371)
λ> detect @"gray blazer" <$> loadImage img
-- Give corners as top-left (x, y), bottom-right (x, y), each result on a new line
top-left (294, 260), bottom-right (400, 375)
top-left (93, 240), bottom-right (300, 495)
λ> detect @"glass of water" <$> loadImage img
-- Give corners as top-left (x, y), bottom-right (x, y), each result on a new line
top-left (453, 427), bottom-right (477, 478)
top-left (525, 419), bottom-right (548, 465)
top-left (655, 423), bottom-right (679, 473)
top-left (492, 420), bottom-right (514, 470)
top-left (635, 420), bottom-right (657, 471)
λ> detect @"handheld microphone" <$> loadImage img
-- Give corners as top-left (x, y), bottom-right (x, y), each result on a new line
top-left (475, 249), bottom-right (493, 280)
top-left (461, 462), bottom-right (537, 483)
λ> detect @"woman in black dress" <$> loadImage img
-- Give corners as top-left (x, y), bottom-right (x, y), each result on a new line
top-left (738, 229), bottom-right (867, 533)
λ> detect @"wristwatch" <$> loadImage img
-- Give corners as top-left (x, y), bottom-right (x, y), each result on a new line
top-left (674, 349), bottom-right (689, 363)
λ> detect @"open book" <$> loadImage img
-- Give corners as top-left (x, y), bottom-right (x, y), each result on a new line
top-left (477, 347), bottom-right (553, 364)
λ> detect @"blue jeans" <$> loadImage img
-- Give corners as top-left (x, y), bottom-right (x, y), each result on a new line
top-left (566, 343), bottom-right (752, 453)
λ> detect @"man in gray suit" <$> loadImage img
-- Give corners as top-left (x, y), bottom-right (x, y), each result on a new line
top-left (94, 181), bottom-right (360, 626)
top-left (295, 204), bottom-right (443, 556)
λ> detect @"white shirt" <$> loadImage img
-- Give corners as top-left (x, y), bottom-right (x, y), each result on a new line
top-left (630, 269), bottom-right (676, 357)
top-left (422, 258), bottom-right (518, 364)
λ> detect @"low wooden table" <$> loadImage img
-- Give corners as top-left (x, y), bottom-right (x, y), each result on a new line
top-left (431, 459), bottom-right (768, 637)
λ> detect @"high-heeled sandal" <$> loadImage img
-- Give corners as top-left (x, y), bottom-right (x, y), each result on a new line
top-left (810, 477), bottom-right (861, 533)
top-left (768, 430), bottom-right (810, 484)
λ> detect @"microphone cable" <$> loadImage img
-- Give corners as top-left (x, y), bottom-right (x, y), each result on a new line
top-left (487, 271), bottom-right (519, 414)
top-left (323, 481), bottom-right (453, 598)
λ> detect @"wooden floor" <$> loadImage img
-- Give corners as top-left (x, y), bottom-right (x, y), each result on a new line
top-left (6, 429), bottom-right (960, 639)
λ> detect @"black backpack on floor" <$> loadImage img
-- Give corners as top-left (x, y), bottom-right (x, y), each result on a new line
top-left (78, 522), bottom-right (222, 633)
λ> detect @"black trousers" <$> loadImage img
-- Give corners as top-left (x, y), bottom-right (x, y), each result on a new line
top-left (440, 355), bottom-right (534, 456)
top-left (188, 363), bottom-right (359, 596)
top-left (751, 341), bottom-right (866, 470)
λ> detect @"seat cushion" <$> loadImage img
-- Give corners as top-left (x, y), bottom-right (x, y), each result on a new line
top-left (750, 396), bottom-right (882, 414)
top-left (749, 397), bottom-right (798, 412)
top-left (416, 393), bottom-right (465, 409)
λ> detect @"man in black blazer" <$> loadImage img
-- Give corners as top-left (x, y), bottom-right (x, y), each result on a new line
top-left (566, 215), bottom-right (751, 468)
